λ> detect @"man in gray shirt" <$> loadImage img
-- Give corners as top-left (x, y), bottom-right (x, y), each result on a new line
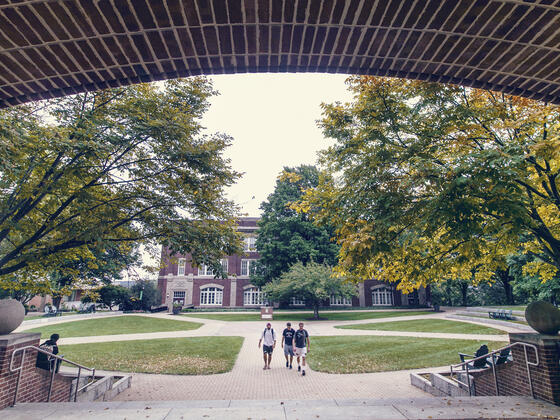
top-left (258, 322), bottom-right (276, 370)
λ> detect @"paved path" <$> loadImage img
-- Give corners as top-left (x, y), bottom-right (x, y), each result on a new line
top-left (3, 397), bottom-right (560, 419)
top-left (15, 310), bottom-right (525, 401)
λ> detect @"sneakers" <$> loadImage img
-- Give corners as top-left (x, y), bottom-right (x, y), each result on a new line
top-left (297, 366), bottom-right (301, 372)
top-left (289, 364), bottom-right (292, 369)
top-left (302, 370), bottom-right (306, 376)
top-left (286, 361), bottom-right (289, 368)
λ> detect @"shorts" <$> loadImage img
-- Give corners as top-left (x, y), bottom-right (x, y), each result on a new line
top-left (284, 344), bottom-right (294, 356)
top-left (295, 347), bottom-right (307, 357)
top-left (263, 345), bottom-right (273, 354)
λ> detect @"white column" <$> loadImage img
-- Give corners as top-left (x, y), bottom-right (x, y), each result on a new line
top-left (230, 278), bottom-right (237, 307)
top-left (358, 283), bottom-right (365, 307)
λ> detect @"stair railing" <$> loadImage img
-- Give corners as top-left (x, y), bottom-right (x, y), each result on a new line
top-left (450, 341), bottom-right (538, 397)
top-left (9, 345), bottom-right (96, 406)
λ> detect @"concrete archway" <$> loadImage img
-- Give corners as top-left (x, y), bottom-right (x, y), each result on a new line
top-left (1, 0), bottom-right (560, 107)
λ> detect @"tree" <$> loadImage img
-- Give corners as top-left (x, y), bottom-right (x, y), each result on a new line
top-left (129, 279), bottom-right (160, 311)
top-left (263, 261), bottom-right (356, 319)
top-left (0, 78), bottom-right (242, 288)
top-left (47, 242), bottom-right (141, 309)
top-left (301, 76), bottom-right (560, 291)
top-left (98, 284), bottom-right (130, 310)
top-left (252, 165), bottom-right (339, 286)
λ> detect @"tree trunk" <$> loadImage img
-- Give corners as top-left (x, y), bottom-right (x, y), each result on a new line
top-left (53, 296), bottom-right (62, 310)
top-left (460, 282), bottom-right (468, 307)
top-left (496, 269), bottom-right (515, 305)
top-left (313, 304), bottom-right (319, 320)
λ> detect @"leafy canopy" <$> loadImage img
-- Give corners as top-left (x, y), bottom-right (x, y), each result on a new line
top-left (0, 78), bottom-right (242, 291)
top-left (252, 165), bottom-right (339, 286)
top-left (299, 76), bottom-right (560, 291)
top-left (263, 261), bottom-right (356, 319)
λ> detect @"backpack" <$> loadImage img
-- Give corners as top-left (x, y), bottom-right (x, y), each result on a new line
top-left (39, 342), bottom-right (54, 361)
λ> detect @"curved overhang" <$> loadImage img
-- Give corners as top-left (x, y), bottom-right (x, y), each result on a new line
top-left (1, 0), bottom-right (560, 107)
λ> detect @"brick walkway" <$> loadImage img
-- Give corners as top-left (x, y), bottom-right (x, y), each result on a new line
top-left (18, 310), bottom-right (522, 401)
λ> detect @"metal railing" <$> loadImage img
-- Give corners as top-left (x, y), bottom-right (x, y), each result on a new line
top-left (9, 345), bottom-right (96, 406)
top-left (450, 341), bottom-right (539, 397)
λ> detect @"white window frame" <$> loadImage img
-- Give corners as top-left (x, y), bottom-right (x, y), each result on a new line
top-left (173, 291), bottom-right (186, 304)
top-left (290, 297), bottom-right (305, 306)
top-left (177, 258), bottom-right (186, 276)
top-left (371, 286), bottom-right (393, 306)
top-left (244, 236), bottom-right (257, 252)
top-left (200, 286), bottom-right (223, 306)
top-left (241, 259), bottom-right (256, 277)
top-left (243, 286), bottom-right (264, 306)
top-left (330, 295), bottom-right (352, 306)
top-left (198, 259), bottom-right (228, 277)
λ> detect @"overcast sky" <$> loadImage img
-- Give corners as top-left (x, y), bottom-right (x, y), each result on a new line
top-left (202, 73), bottom-right (353, 217)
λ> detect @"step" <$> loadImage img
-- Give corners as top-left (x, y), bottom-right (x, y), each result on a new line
top-left (1, 397), bottom-right (559, 419)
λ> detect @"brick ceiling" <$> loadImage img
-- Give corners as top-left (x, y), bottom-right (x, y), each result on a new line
top-left (1, 0), bottom-right (560, 107)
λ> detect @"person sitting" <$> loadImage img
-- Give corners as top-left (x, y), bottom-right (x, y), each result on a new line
top-left (35, 333), bottom-right (60, 372)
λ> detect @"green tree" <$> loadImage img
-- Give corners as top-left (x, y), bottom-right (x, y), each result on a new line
top-left (263, 261), bottom-right (356, 319)
top-left (98, 284), bottom-right (130, 310)
top-left (129, 279), bottom-right (160, 311)
top-left (0, 78), bottom-right (242, 289)
top-left (253, 165), bottom-right (339, 286)
top-left (301, 76), bottom-right (560, 291)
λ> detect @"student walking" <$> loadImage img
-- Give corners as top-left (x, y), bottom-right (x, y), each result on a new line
top-left (258, 322), bottom-right (276, 370)
top-left (281, 322), bottom-right (295, 369)
top-left (294, 322), bottom-right (310, 376)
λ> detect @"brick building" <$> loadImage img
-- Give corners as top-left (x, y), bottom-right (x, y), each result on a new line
top-left (157, 217), bottom-right (428, 309)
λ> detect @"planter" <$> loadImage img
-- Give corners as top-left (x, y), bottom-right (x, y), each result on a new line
top-left (525, 301), bottom-right (560, 335)
top-left (0, 299), bottom-right (25, 334)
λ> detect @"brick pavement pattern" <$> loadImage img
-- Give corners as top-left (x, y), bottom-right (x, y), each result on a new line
top-left (16, 309), bottom-right (523, 401)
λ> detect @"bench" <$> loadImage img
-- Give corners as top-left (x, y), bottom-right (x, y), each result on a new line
top-left (43, 307), bottom-right (61, 317)
top-left (488, 309), bottom-right (514, 320)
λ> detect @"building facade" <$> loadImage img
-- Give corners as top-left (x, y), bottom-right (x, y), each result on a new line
top-left (157, 217), bottom-right (428, 309)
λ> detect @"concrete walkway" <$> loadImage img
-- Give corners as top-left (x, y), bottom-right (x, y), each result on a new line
top-left (3, 396), bottom-right (560, 419)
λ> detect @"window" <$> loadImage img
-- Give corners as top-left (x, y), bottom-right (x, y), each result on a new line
top-left (241, 259), bottom-right (256, 276)
top-left (290, 297), bottom-right (305, 306)
top-left (173, 291), bottom-right (185, 304)
top-left (330, 295), bottom-right (352, 306)
top-left (198, 259), bottom-right (228, 276)
top-left (200, 287), bottom-right (223, 306)
top-left (244, 287), bottom-right (264, 306)
top-left (372, 287), bottom-right (393, 306)
top-left (244, 236), bottom-right (257, 252)
top-left (407, 290), bottom-right (419, 306)
top-left (177, 258), bottom-right (186, 276)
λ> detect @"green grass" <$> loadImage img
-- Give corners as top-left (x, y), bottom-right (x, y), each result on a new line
top-left (489, 305), bottom-right (527, 311)
top-left (26, 315), bottom-right (202, 338)
top-left (182, 310), bottom-right (432, 322)
top-left (60, 337), bottom-right (244, 375)
top-left (336, 319), bottom-right (506, 335)
top-left (309, 336), bottom-right (508, 373)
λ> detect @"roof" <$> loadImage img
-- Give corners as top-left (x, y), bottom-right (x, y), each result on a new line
top-left (1, 1), bottom-right (560, 107)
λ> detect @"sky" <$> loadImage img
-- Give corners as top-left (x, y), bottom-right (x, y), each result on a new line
top-left (131, 73), bottom-right (354, 279)
top-left (201, 73), bottom-right (353, 217)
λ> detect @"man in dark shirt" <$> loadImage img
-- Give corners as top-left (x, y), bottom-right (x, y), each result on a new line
top-left (36, 333), bottom-right (60, 372)
top-left (281, 322), bottom-right (295, 369)
top-left (294, 322), bottom-right (310, 376)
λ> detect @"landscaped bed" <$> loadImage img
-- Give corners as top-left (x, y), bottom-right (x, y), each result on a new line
top-left (308, 336), bottom-right (508, 374)
top-left (182, 310), bottom-right (432, 322)
top-left (26, 315), bottom-right (202, 338)
top-left (59, 336), bottom-right (244, 375)
top-left (336, 319), bottom-right (506, 335)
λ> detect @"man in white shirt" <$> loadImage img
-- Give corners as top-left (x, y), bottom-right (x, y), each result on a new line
top-left (258, 322), bottom-right (276, 370)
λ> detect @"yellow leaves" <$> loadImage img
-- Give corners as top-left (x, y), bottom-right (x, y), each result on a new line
top-left (278, 170), bottom-right (302, 184)
top-left (523, 261), bottom-right (558, 283)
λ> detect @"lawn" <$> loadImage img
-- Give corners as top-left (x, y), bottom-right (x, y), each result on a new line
top-left (26, 315), bottom-right (202, 338)
top-left (336, 319), bottom-right (506, 335)
top-left (182, 310), bottom-right (432, 322)
top-left (308, 336), bottom-right (508, 373)
top-left (59, 337), bottom-right (244, 375)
